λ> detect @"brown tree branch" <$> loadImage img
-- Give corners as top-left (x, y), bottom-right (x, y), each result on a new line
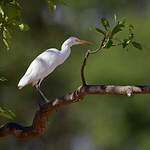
top-left (0, 84), bottom-right (150, 140)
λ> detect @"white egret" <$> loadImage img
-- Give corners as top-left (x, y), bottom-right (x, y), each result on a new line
top-left (18, 37), bottom-right (89, 102)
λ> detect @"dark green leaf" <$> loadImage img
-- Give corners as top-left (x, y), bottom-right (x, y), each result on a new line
top-left (0, 13), bottom-right (3, 22)
top-left (90, 27), bottom-right (105, 35)
top-left (104, 39), bottom-right (113, 49)
top-left (111, 23), bottom-right (125, 37)
top-left (118, 18), bottom-right (126, 25)
top-left (0, 6), bottom-right (4, 18)
top-left (9, 1), bottom-right (22, 11)
top-left (18, 23), bottom-right (30, 32)
top-left (2, 27), bottom-right (12, 50)
top-left (47, 1), bottom-right (56, 16)
top-left (0, 107), bottom-right (16, 119)
top-left (3, 27), bottom-right (11, 40)
top-left (9, 0), bottom-right (21, 8)
top-left (11, 20), bottom-right (30, 31)
top-left (126, 24), bottom-right (134, 30)
top-left (0, 76), bottom-right (7, 81)
top-left (3, 38), bottom-right (10, 50)
top-left (2, 0), bottom-right (14, 4)
top-left (126, 24), bottom-right (134, 33)
top-left (122, 39), bottom-right (129, 48)
top-left (54, 0), bottom-right (68, 6)
top-left (132, 41), bottom-right (142, 50)
top-left (7, 6), bottom-right (21, 19)
top-left (101, 18), bottom-right (110, 31)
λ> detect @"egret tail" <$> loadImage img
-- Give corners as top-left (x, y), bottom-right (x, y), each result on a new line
top-left (18, 75), bottom-right (31, 89)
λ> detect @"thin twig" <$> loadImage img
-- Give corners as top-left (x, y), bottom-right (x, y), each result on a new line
top-left (81, 37), bottom-right (106, 85)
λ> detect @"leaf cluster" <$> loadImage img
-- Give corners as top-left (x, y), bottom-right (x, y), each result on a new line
top-left (46, 0), bottom-right (68, 16)
top-left (0, 0), bottom-right (68, 50)
top-left (91, 17), bottom-right (142, 50)
top-left (0, 0), bottom-right (29, 50)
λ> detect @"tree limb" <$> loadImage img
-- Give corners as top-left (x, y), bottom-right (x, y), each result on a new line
top-left (0, 84), bottom-right (150, 140)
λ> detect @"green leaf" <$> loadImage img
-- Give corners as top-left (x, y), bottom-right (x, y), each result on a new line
top-left (2, 0), bottom-right (14, 4)
top-left (103, 39), bottom-right (113, 49)
top-left (111, 23), bottom-right (125, 37)
top-left (0, 76), bottom-right (7, 81)
top-left (7, 6), bottom-right (21, 19)
top-left (126, 24), bottom-right (134, 30)
top-left (11, 21), bottom-right (30, 31)
top-left (18, 23), bottom-right (30, 32)
top-left (9, 0), bottom-right (22, 9)
top-left (101, 18), bottom-right (110, 31)
top-left (2, 27), bottom-right (12, 50)
top-left (90, 27), bottom-right (105, 35)
top-left (3, 38), bottom-right (10, 50)
top-left (46, 0), bottom-right (68, 16)
top-left (0, 107), bottom-right (16, 119)
top-left (54, 0), bottom-right (68, 6)
top-left (118, 18), bottom-right (126, 25)
top-left (47, 1), bottom-right (56, 16)
top-left (0, 6), bottom-right (4, 18)
top-left (122, 39), bottom-right (130, 48)
top-left (114, 14), bottom-right (117, 23)
top-left (3, 27), bottom-right (11, 40)
top-left (132, 41), bottom-right (142, 50)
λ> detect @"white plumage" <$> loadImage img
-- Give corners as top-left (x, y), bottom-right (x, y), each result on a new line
top-left (18, 48), bottom-right (64, 89)
top-left (18, 37), bottom-right (89, 102)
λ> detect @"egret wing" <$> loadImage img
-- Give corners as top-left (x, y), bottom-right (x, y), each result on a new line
top-left (25, 48), bottom-right (61, 81)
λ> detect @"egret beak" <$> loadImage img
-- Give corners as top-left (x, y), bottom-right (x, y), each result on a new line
top-left (76, 40), bottom-right (90, 44)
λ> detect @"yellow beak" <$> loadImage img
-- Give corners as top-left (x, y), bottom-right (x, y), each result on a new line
top-left (75, 40), bottom-right (89, 44)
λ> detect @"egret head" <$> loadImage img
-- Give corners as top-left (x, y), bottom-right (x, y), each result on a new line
top-left (62, 37), bottom-right (89, 49)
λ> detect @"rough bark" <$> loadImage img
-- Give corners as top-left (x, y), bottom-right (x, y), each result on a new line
top-left (0, 84), bottom-right (150, 140)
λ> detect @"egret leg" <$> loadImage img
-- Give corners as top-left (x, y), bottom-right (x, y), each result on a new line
top-left (35, 86), bottom-right (49, 103)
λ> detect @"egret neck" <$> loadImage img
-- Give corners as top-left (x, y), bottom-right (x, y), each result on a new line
top-left (60, 41), bottom-right (72, 64)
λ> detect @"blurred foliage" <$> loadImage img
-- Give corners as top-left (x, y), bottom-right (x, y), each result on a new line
top-left (0, 76), bottom-right (7, 81)
top-left (0, 0), bottom-right (30, 50)
top-left (0, 106), bottom-right (16, 119)
top-left (0, 0), bottom-right (67, 50)
top-left (46, 0), bottom-right (68, 16)
top-left (0, 0), bottom-right (150, 150)
top-left (0, 77), bottom-right (15, 119)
